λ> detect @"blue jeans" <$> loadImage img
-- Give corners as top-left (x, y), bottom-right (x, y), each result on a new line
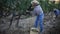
top-left (34, 13), bottom-right (44, 32)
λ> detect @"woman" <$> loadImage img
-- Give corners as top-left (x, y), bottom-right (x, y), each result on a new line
top-left (31, 0), bottom-right (44, 33)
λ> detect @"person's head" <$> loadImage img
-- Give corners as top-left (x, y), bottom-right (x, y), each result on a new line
top-left (31, 0), bottom-right (39, 7)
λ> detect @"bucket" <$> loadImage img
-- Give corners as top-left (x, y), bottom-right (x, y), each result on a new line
top-left (30, 27), bottom-right (39, 34)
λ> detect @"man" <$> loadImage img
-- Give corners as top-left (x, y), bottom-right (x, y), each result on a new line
top-left (31, 0), bottom-right (44, 33)
top-left (54, 8), bottom-right (60, 18)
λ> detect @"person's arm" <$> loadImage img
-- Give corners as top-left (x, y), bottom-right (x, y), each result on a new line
top-left (27, 4), bottom-right (33, 11)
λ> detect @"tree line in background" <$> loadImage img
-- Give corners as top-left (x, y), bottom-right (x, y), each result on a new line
top-left (0, 0), bottom-right (60, 28)
top-left (0, 0), bottom-right (60, 17)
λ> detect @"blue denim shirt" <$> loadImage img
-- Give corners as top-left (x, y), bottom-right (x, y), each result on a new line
top-left (33, 5), bottom-right (43, 15)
